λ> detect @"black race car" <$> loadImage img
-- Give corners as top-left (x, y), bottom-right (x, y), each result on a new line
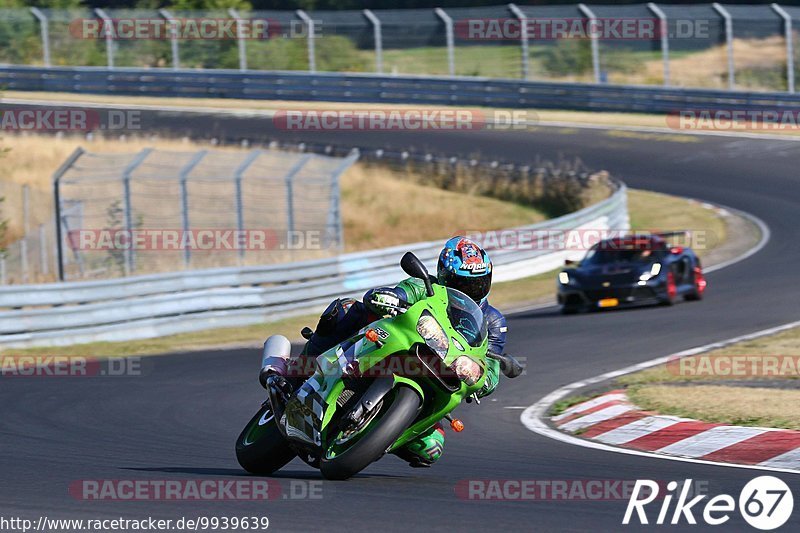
top-left (557, 233), bottom-right (707, 314)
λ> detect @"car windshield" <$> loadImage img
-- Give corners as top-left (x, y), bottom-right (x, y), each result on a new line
top-left (582, 247), bottom-right (664, 266)
top-left (446, 288), bottom-right (488, 348)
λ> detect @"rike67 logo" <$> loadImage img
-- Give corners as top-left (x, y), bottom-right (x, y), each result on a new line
top-left (623, 476), bottom-right (793, 530)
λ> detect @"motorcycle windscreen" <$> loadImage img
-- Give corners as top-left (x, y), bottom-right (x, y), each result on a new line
top-left (446, 288), bottom-right (488, 348)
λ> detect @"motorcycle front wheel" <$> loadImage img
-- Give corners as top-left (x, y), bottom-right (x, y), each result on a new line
top-left (320, 385), bottom-right (421, 480)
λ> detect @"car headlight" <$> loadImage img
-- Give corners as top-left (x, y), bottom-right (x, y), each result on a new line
top-left (558, 272), bottom-right (570, 285)
top-left (452, 356), bottom-right (483, 386)
top-left (417, 312), bottom-right (448, 359)
top-left (639, 263), bottom-right (662, 281)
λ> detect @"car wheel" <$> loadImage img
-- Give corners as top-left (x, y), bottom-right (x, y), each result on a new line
top-left (561, 305), bottom-right (579, 315)
top-left (659, 271), bottom-right (678, 306)
top-left (684, 266), bottom-right (707, 301)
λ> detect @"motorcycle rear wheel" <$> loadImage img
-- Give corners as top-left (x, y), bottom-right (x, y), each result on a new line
top-left (236, 404), bottom-right (296, 475)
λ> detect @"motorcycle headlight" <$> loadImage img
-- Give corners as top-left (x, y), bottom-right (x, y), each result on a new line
top-left (417, 312), bottom-right (449, 359)
top-left (452, 356), bottom-right (483, 386)
top-left (558, 272), bottom-right (570, 285)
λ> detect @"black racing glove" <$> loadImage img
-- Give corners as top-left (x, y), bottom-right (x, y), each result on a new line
top-left (365, 288), bottom-right (404, 318)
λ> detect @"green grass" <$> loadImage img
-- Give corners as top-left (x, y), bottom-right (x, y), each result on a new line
top-left (612, 326), bottom-right (800, 430)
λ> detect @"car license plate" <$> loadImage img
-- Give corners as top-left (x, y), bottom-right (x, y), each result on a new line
top-left (598, 298), bottom-right (619, 308)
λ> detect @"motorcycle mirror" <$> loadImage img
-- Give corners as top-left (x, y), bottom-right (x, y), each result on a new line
top-left (400, 252), bottom-right (435, 297)
top-left (564, 259), bottom-right (576, 266)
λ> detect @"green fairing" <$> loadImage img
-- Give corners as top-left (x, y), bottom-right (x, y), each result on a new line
top-left (396, 277), bottom-right (500, 399)
top-left (281, 282), bottom-right (492, 457)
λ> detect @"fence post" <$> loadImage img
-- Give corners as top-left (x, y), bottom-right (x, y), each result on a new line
top-left (578, 4), bottom-right (601, 83)
top-left (773, 3), bottom-right (795, 93)
top-left (508, 4), bottom-right (529, 80)
top-left (435, 8), bottom-right (456, 76)
top-left (121, 149), bottom-right (153, 276)
top-left (160, 9), bottom-right (180, 70)
top-left (94, 8), bottom-right (115, 69)
top-left (648, 3), bottom-right (670, 86)
top-left (20, 185), bottom-right (29, 283)
top-left (327, 150), bottom-right (359, 250)
top-left (178, 150), bottom-right (207, 268)
top-left (296, 10), bottom-right (317, 72)
top-left (228, 8), bottom-right (247, 71)
top-left (29, 7), bottom-right (50, 67)
top-left (281, 154), bottom-right (314, 241)
top-left (713, 3), bottom-right (735, 90)
top-left (232, 149), bottom-right (262, 263)
top-left (363, 9), bottom-right (383, 74)
top-left (39, 224), bottom-right (49, 276)
top-left (52, 147), bottom-right (84, 282)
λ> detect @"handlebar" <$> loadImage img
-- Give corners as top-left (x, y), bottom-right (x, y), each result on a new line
top-left (488, 353), bottom-right (524, 379)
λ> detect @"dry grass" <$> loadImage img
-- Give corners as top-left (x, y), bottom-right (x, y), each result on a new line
top-left (341, 164), bottom-right (545, 251)
top-left (628, 385), bottom-right (800, 430)
top-left (618, 37), bottom-right (784, 90)
top-left (618, 326), bottom-right (800, 430)
top-left (0, 134), bottom-right (547, 253)
top-left (618, 326), bottom-right (800, 386)
top-left (626, 189), bottom-right (727, 257)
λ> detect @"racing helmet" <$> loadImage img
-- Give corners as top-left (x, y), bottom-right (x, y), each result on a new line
top-left (437, 237), bottom-right (493, 303)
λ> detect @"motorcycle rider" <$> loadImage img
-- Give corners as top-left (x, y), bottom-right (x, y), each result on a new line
top-left (262, 236), bottom-right (507, 468)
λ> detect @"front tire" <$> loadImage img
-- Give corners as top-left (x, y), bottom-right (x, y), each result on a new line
top-left (659, 271), bottom-right (678, 306)
top-left (320, 386), bottom-right (420, 480)
top-left (684, 266), bottom-right (706, 301)
top-left (236, 404), bottom-right (296, 475)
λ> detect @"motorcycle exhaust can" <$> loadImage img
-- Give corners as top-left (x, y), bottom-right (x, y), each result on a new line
top-left (259, 334), bottom-right (292, 387)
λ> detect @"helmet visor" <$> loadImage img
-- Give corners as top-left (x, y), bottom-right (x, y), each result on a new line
top-left (439, 270), bottom-right (492, 303)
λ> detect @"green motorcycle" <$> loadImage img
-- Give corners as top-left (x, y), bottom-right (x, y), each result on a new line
top-left (236, 252), bottom-right (520, 480)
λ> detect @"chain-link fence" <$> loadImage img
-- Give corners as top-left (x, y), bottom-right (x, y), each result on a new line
top-left (0, 4), bottom-right (797, 92)
top-left (45, 146), bottom-right (357, 282)
top-left (0, 181), bottom-right (55, 284)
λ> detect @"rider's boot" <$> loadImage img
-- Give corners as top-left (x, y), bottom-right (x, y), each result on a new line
top-left (394, 423), bottom-right (445, 468)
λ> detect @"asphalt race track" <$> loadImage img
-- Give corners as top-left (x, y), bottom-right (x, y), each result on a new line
top-left (2, 105), bottom-right (800, 531)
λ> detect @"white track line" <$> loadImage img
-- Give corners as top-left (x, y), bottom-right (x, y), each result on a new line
top-left (594, 416), bottom-right (687, 446)
top-left (559, 404), bottom-right (635, 432)
top-left (552, 392), bottom-right (627, 421)
top-left (655, 426), bottom-right (768, 458)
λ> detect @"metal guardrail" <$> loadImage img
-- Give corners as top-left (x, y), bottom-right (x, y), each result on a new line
top-left (3, 65), bottom-right (800, 114)
top-left (0, 184), bottom-right (627, 348)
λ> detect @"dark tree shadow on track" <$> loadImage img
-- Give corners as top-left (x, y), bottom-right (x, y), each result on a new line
top-left (120, 466), bottom-right (398, 479)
